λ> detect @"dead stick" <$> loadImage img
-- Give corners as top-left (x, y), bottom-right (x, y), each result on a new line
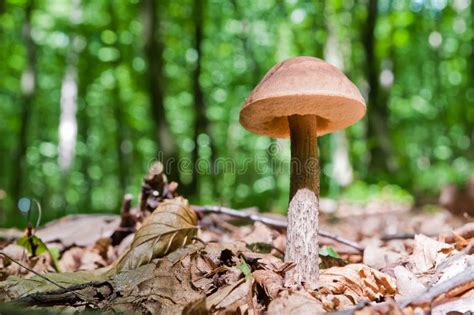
top-left (192, 205), bottom-right (364, 252)
top-left (381, 232), bottom-right (437, 241)
top-left (401, 265), bottom-right (474, 308)
top-left (332, 266), bottom-right (474, 314)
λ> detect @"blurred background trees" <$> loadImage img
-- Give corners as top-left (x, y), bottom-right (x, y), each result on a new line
top-left (0, 0), bottom-right (473, 226)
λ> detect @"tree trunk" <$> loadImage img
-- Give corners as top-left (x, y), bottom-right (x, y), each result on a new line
top-left (324, 1), bottom-right (353, 192)
top-left (57, 0), bottom-right (81, 215)
top-left (362, 0), bottom-right (394, 176)
top-left (232, 0), bottom-right (277, 208)
top-left (11, 0), bottom-right (36, 213)
top-left (188, 0), bottom-right (215, 196)
top-left (77, 94), bottom-right (92, 212)
top-left (469, 1), bottom-right (474, 157)
top-left (285, 115), bottom-right (319, 290)
top-left (76, 16), bottom-right (96, 213)
top-left (142, 0), bottom-right (179, 182)
top-left (109, 2), bottom-right (129, 194)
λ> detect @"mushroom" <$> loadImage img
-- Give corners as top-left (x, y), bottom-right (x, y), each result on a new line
top-left (239, 56), bottom-right (366, 289)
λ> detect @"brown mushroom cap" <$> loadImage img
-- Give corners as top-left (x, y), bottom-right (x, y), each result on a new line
top-left (240, 56), bottom-right (366, 138)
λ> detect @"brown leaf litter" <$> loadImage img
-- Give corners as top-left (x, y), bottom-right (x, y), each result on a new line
top-left (2, 162), bottom-right (474, 314)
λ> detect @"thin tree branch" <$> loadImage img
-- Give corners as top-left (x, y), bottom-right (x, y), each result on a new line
top-left (401, 265), bottom-right (474, 308)
top-left (332, 265), bottom-right (474, 314)
top-left (192, 205), bottom-right (364, 252)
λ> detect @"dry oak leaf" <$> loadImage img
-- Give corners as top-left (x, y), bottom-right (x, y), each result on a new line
top-left (318, 264), bottom-right (397, 305)
top-left (116, 197), bottom-right (198, 272)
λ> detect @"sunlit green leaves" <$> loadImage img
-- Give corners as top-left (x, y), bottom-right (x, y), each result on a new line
top-left (16, 234), bottom-right (60, 271)
top-left (1, 0), bottom-right (473, 227)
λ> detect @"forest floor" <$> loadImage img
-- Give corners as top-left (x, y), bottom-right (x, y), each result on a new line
top-left (1, 163), bottom-right (473, 314)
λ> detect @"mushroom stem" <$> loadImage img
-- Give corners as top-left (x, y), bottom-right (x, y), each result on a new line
top-left (285, 114), bottom-right (320, 289)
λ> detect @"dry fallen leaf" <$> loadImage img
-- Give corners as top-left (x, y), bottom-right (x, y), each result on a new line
top-left (207, 278), bottom-right (250, 313)
top-left (110, 244), bottom-right (206, 314)
top-left (318, 263), bottom-right (397, 307)
top-left (36, 214), bottom-right (120, 248)
top-left (410, 234), bottom-right (454, 274)
top-left (116, 197), bottom-right (198, 272)
top-left (267, 290), bottom-right (325, 314)
top-left (394, 266), bottom-right (426, 299)
top-left (0, 244), bottom-right (29, 279)
top-left (243, 222), bottom-right (275, 244)
top-left (363, 240), bottom-right (405, 270)
top-left (0, 244), bottom-right (56, 279)
top-left (253, 269), bottom-right (282, 299)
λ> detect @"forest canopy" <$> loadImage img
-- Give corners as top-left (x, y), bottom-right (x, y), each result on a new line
top-left (0, 0), bottom-right (473, 226)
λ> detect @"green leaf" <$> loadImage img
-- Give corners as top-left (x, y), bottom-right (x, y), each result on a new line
top-left (237, 259), bottom-right (253, 281)
top-left (319, 246), bottom-right (347, 269)
top-left (16, 235), bottom-right (48, 256)
top-left (319, 246), bottom-right (340, 258)
top-left (48, 247), bottom-right (61, 272)
top-left (16, 235), bottom-right (61, 272)
top-left (246, 242), bottom-right (273, 253)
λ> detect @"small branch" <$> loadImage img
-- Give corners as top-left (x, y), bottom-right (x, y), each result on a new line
top-left (381, 232), bottom-right (437, 241)
top-left (441, 222), bottom-right (474, 244)
top-left (380, 233), bottom-right (416, 241)
top-left (193, 205), bottom-right (285, 227)
top-left (401, 265), bottom-right (474, 308)
top-left (192, 205), bottom-right (364, 252)
top-left (331, 267), bottom-right (474, 314)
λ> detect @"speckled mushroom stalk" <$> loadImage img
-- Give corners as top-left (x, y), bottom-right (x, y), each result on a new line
top-left (286, 114), bottom-right (320, 288)
top-left (239, 56), bottom-right (366, 290)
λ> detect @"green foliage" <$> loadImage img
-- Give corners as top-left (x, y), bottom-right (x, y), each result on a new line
top-left (341, 181), bottom-right (414, 204)
top-left (0, 0), bottom-right (473, 226)
top-left (246, 242), bottom-right (274, 254)
top-left (319, 246), bottom-right (347, 269)
top-left (16, 234), bottom-right (60, 271)
top-left (237, 258), bottom-right (253, 281)
top-left (319, 246), bottom-right (340, 259)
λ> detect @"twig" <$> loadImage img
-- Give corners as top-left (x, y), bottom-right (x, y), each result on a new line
top-left (192, 205), bottom-right (364, 252)
top-left (381, 233), bottom-right (416, 241)
top-left (441, 222), bottom-right (474, 243)
top-left (193, 205), bottom-right (285, 227)
top-left (329, 298), bottom-right (401, 315)
top-left (331, 267), bottom-right (474, 314)
top-left (400, 265), bottom-right (474, 308)
top-left (381, 232), bottom-right (436, 241)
